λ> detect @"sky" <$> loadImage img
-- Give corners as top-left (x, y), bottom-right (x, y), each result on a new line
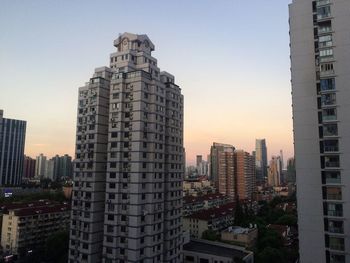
top-left (0, 0), bottom-right (293, 165)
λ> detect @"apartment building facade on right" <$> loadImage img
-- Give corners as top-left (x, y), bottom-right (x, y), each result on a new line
top-left (289, 1), bottom-right (350, 262)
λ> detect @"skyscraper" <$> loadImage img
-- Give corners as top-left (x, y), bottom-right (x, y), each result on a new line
top-left (234, 150), bottom-right (256, 200)
top-left (290, 1), bottom-right (350, 262)
top-left (255, 139), bottom-right (267, 185)
top-left (69, 33), bottom-right (184, 263)
top-left (0, 110), bottom-right (26, 186)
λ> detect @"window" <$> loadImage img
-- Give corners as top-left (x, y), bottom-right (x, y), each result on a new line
top-left (323, 124), bottom-right (338, 136)
top-left (319, 34), bottom-right (332, 48)
top-left (322, 108), bottom-right (337, 121)
top-left (323, 171), bottom-right (341, 184)
top-left (317, 5), bottom-right (331, 19)
top-left (323, 186), bottom-right (342, 200)
top-left (328, 236), bottom-right (344, 251)
top-left (323, 139), bottom-right (338, 152)
top-left (326, 203), bottom-right (343, 217)
top-left (320, 48), bottom-right (333, 60)
top-left (324, 155), bottom-right (340, 168)
top-left (321, 93), bottom-right (336, 106)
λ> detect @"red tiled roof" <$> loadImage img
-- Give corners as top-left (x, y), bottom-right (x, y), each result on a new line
top-left (14, 204), bottom-right (70, 216)
top-left (185, 202), bottom-right (235, 221)
top-left (183, 193), bottom-right (227, 204)
top-left (0, 200), bottom-right (58, 212)
top-left (1, 200), bottom-right (70, 217)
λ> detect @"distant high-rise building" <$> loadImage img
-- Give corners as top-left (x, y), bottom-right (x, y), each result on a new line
top-left (196, 155), bottom-right (202, 167)
top-left (290, 0), bottom-right (350, 261)
top-left (23, 155), bottom-right (36, 179)
top-left (210, 142), bottom-right (235, 189)
top-left (35, 154), bottom-right (47, 179)
top-left (218, 146), bottom-right (235, 199)
top-left (268, 156), bottom-right (282, 187)
top-left (255, 139), bottom-right (267, 184)
top-left (234, 150), bottom-right (256, 200)
top-left (59, 154), bottom-right (72, 179)
top-left (286, 157), bottom-right (296, 184)
top-left (279, 149), bottom-right (284, 170)
top-left (45, 159), bottom-right (55, 180)
top-left (0, 110), bottom-right (26, 186)
top-left (69, 33), bottom-right (184, 263)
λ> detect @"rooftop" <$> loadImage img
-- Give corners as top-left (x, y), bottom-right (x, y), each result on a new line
top-left (1, 200), bottom-right (70, 217)
top-left (183, 193), bottom-right (227, 205)
top-left (183, 239), bottom-right (251, 259)
top-left (185, 202), bottom-right (235, 221)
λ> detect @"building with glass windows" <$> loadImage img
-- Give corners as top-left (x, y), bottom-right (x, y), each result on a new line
top-left (289, 0), bottom-right (350, 262)
top-left (255, 139), bottom-right (267, 185)
top-left (0, 110), bottom-right (26, 186)
top-left (69, 33), bottom-right (184, 263)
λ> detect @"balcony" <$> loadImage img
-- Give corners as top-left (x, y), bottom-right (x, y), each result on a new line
top-left (316, 0), bottom-right (330, 7)
top-left (327, 210), bottom-right (343, 217)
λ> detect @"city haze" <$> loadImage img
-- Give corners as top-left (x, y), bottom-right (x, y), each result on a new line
top-left (0, 0), bottom-right (293, 164)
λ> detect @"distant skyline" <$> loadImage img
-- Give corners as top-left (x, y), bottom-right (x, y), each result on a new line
top-left (0, 0), bottom-right (292, 165)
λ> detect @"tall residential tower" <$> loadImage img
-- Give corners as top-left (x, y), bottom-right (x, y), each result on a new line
top-left (69, 33), bottom-right (184, 263)
top-left (290, 1), bottom-right (350, 262)
top-left (0, 110), bottom-right (26, 186)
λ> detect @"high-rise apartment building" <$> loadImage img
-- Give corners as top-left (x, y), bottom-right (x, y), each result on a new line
top-left (218, 146), bottom-right (235, 199)
top-left (59, 154), bottom-right (73, 179)
top-left (196, 155), bottom-right (202, 167)
top-left (267, 156), bottom-right (282, 187)
top-left (0, 110), bottom-right (26, 186)
top-left (23, 155), bottom-right (36, 179)
top-left (255, 139), bottom-right (267, 185)
top-left (286, 157), bottom-right (296, 184)
top-left (210, 143), bottom-right (235, 190)
top-left (290, 1), bottom-right (350, 262)
top-left (69, 33), bottom-right (184, 263)
top-left (35, 153), bottom-right (47, 179)
top-left (234, 150), bottom-right (256, 200)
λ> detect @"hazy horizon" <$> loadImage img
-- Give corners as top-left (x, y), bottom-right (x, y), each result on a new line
top-left (0, 0), bottom-right (293, 165)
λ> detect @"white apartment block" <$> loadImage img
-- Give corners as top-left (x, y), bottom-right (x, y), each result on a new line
top-left (290, 1), bottom-right (350, 262)
top-left (69, 33), bottom-right (184, 263)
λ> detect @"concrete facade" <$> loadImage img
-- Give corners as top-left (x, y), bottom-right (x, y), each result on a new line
top-left (290, 0), bottom-right (350, 262)
top-left (69, 33), bottom-right (184, 263)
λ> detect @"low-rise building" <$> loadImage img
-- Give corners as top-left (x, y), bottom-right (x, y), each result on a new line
top-left (183, 202), bottom-right (235, 238)
top-left (183, 238), bottom-right (254, 263)
top-left (1, 201), bottom-right (70, 257)
top-left (221, 226), bottom-right (258, 248)
top-left (183, 193), bottom-right (230, 216)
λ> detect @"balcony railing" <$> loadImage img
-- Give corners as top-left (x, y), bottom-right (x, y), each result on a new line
top-left (317, 0), bottom-right (331, 7)
top-left (327, 210), bottom-right (343, 217)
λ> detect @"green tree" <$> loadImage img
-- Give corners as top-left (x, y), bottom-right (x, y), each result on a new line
top-left (44, 230), bottom-right (69, 263)
top-left (201, 229), bottom-right (219, 241)
top-left (256, 247), bottom-right (285, 263)
top-left (234, 197), bottom-right (245, 226)
top-left (276, 214), bottom-right (297, 226)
